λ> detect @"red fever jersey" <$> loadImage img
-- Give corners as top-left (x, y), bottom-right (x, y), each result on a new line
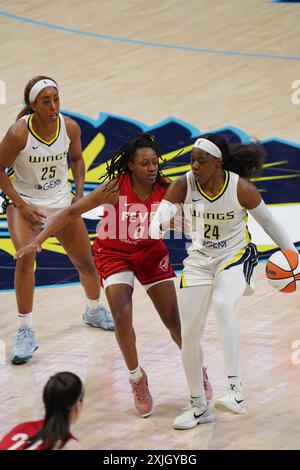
top-left (97, 173), bottom-right (168, 252)
top-left (0, 420), bottom-right (76, 450)
top-left (93, 173), bottom-right (175, 284)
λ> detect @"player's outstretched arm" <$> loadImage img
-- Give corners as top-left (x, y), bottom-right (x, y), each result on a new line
top-left (14, 181), bottom-right (118, 259)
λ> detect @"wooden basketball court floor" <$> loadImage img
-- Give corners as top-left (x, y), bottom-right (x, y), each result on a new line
top-left (0, 0), bottom-right (300, 450)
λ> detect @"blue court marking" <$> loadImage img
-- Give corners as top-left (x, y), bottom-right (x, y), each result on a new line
top-left (1, 281), bottom-right (82, 294)
top-left (2, 107), bottom-right (300, 290)
top-left (263, 136), bottom-right (300, 149)
top-left (62, 108), bottom-right (251, 145)
top-left (83, 183), bottom-right (98, 190)
top-left (2, 249), bottom-right (300, 293)
top-left (63, 109), bottom-right (300, 197)
top-left (2, 242), bottom-right (300, 293)
top-left (271, 1), bottom-right (300, 3)
top-left (64, 110), bottom-right (150, 132)
top-left (1, 11), bottom-right (300, 62)
top-left (146, 117), bottom-right (201, 138)
top-left (208, 125), bottom-right (251, 144)
top-left (62, 109), bottom-right (202, 138)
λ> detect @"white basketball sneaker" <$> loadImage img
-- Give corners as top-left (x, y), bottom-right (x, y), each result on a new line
top-left (215, 384), bottom-right (245, 414)
top-left (11, 326), bottom-right (39, 364)
top-left (83, 303), bottom-right (115, 331)
top-left (173, 403), bottom-right (214, 430)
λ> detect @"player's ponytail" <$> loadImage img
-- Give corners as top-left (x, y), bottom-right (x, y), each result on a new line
top-left (199, 133), bottom-right (265, 179)
top-left (24, 371), bottom-right (84, 450)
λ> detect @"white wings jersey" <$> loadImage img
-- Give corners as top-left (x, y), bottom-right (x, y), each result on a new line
top-left (183, 170), bottom-right (251, 257)
top-left (11, 113), bottom-right (71, 201)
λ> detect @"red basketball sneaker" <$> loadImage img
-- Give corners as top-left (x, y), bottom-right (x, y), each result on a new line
top-left (129, 368), bottom-right (153, 418)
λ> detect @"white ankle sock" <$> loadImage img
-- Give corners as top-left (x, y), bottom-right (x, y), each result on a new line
top-left (86, 298), bottom-right (99, 310)
top-left (129, 366), bottom-right (143, 383)
top-left (18, 313), bottom-right (33, 328)
top-left (191, 395), bottom-right (207, 407)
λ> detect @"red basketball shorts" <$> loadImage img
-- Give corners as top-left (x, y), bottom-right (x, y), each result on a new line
top-left (93, 238), bottom-right (175, 286)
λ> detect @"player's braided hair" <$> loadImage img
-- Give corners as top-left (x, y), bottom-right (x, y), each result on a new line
top-left (101, 133), bottom-right (169, 190)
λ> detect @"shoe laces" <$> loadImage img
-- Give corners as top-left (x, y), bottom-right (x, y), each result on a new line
top-left (183, 398), bottom-right (206, 411)
top-left (14, 327), bottom-right (33, 344)
top-left (183, 403), bottom-right (191, 411)
top-left (96, 305), bottom-right (114, 324)
top-left (101, 308), bottom-right (112, 324)
top-left (87, 307), bottom-right (100, 317)
top-left (131, 378), bottom-right (148, 402)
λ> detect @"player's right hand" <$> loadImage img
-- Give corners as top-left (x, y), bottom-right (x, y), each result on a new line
top-left (14, 242), bottom-right (42, 260)
top-left (19, 203), bottom-right (46, 227)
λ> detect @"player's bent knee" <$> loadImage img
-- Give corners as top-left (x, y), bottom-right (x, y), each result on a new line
top-left (75, 260), bottom-right (98, 277)
top-left (212, 296), bottom-right (230, 314)
top-left (15, 255), bottom-right (35, 273)
top-left (112, 309), bottom-right (132, 328)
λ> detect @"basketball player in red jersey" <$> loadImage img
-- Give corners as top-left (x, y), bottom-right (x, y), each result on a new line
top-left (14, 133), bottom-right (212, 418)
top-left (0, 372), bottom-right (83, 450)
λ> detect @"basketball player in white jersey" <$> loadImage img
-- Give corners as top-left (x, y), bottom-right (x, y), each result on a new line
top-left (0, 75), bottom-right (114, 365)
top-left (150, 133), bottom-right (297, 429)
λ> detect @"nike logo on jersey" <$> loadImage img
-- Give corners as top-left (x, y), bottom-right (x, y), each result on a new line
top-left (32, 145), bottom-right (41, 150)
top-left (192, 198), bottom-right (201, 202)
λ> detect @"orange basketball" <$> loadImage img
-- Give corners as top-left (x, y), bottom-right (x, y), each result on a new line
top-left (266, 249), bottom-right (300, 293)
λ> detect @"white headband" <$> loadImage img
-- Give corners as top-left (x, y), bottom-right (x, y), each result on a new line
top-left (193, 138), bottom-right (222, 160)
top-left (29, 79), bottom-right (58, 103)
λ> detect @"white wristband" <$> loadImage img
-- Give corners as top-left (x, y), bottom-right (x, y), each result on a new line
top-left (149, 199), bottom-right (178, 239)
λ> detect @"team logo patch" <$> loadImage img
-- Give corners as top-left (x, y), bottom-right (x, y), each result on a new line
top-left (159, 255), bottom-right (170, 272)
top-left (0, 110), bottom-right (299, 290)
